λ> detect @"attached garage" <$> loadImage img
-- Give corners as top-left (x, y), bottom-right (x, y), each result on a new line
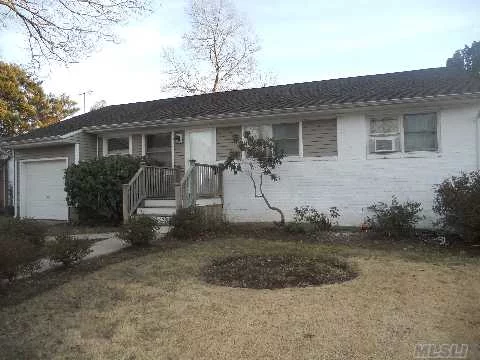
top-left (19, 158), bottom-right (69, 220)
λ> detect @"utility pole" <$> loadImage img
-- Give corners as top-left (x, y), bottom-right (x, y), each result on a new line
top-left (79, 90), bottom-right (93, 113)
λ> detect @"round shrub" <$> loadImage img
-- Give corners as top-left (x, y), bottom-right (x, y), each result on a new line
top-left (46, 233), bottom-right (92, 267)
top-left (434, 171), bottom-right (480, 243)
top-left (366, 196), bottom-right (423, 239)
top-left (202, 255), bottom-right (358, 289)
top-left (65, 156), bottom-right (144, 224)
top-left (118, 216), bottom-right (159, 246)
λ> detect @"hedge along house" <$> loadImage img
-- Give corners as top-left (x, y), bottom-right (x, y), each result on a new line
top-left (4, 67), bottom-right (480, 225)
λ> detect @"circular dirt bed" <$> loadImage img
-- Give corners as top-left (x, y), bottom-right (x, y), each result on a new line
top-left (202, 255), bottom-right (358, 289)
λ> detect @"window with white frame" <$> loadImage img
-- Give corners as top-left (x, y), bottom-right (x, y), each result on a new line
top-left (106, 137), bottom-right (129, 155)
top-left (369, 115), bottom-right (401, 153)
top-left (272, 123), bottom-right (299, 156)
top-left (146, 133), bottom-right (171, 166)
top-left (369, 112), bottom-right (438, 153)
top-left (404, 113), bottom-right (438, 152)
top-left (244, 123), bottom-right (299, 156)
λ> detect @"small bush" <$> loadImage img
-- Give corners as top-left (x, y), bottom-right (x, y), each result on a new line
top-left (433, 171), bottom-right (480, 243)
top-left (366, 196), bottom-right (423, 239)
top-left (169, 207), bottom-right (206, 240)
top-left (0, 217), bottom-right (47, 246)
top-left (118, 216), bottom-right (159, 246)
top-left (169, 207), bottom-right (225, 240)
top-left (0, 234), bottom-right (42, 281)
top-left (290, 206), bottom-right (340, 232)
top-left (46, 233), bottom-right (92, 266)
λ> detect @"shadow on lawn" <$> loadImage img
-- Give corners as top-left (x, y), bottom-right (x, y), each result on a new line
top-left (0, 240), bottom-right (187, 308)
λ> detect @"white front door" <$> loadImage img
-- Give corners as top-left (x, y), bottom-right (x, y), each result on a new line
top-left (20, 159), bottom-right (69, 220)
top-left (187, 129), bottom-right (216, 166)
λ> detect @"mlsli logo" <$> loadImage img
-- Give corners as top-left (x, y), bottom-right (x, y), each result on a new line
top-left (414, 344), bottom-right (470, 359)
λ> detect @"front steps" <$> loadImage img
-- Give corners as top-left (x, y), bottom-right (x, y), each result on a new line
top-left (135, 197), bottom-right (223, 224)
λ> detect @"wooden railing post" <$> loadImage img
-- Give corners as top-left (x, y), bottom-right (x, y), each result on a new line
top-left (175, 183), bottom-right (181, 210)
top-left (218, 167), bottom-right (223, 198)
top-left (191, 165), bottom-right (197, 207)
top-left (122, 184), bottom-right (129, 224)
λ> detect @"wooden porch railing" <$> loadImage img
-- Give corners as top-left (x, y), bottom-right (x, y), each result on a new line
top-left (175, 161), bottom-right (223, 210)
top-left (122, 165), bottom-right (180, 223)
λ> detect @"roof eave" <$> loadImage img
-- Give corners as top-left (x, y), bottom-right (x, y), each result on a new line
top-left (84, 92), bottom-right (480, 133)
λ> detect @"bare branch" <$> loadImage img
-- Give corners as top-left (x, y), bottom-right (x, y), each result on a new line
top-left (162, 0), bottom-right (274, 95)
top-left (0, 0), bottom-right (152, 67)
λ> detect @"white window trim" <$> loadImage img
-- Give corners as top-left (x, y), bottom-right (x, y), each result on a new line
top-left (367, 112), bottom-right (441, 159)
top-left (74, 143), bottom-right (80, 164)
top-left (141, 134), bottom-right (146, 157)
top-left (103, 135), bottom-right (132, 156)
top-left (18, 157), bottom-right (69, 219)
top-left (299, 120), bottom-right (303, 158)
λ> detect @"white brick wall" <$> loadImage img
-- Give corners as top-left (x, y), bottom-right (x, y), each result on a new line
top-left (223, 104), bottom-right (480, 227)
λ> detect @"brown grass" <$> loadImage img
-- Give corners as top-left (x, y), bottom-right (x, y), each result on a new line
top-left (1, 237), bottom-right (479, 360)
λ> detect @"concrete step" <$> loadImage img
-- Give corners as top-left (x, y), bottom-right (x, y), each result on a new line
top-left (137, 207), bottom-right (176, 216)
top-left (196, 197), bottom-right (222, 206)
top-left (144, 199), bottom-right (176, 207)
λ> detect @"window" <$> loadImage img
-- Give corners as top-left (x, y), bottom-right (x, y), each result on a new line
top-left (244, 125), bottom-right (272, 139)
top-left (272, 123), bottom-right (299, 156)
top-left (368, 112), bottom-right (438, 154)
top-left (369, 116), bottom-right (401, 153)
top-left (106, 137), bottom-right (129, 155)
top-left (404, 113), bottom-right (437, 152)
top-left (146, 133), bottom-right (171, 166)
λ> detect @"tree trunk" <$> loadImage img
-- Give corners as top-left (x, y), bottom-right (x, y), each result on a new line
top-left (212, 70), bottom-right (219, 92)
top-left (258, 183), bottom-right (285, 225)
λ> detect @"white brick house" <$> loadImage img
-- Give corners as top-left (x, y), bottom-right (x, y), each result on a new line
top-left (4, 67), bottom-right (480, 226)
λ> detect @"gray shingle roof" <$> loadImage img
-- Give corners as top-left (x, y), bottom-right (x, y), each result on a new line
top-left (12, 67), bottom-right (480, 141)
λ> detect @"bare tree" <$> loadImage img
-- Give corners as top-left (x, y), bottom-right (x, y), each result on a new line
top-left (0, 0), bottom-right (151, 66)
top-left (90, 99), bottom-right (107, 111)
top-left (163, 0), bottom-right (272, 94)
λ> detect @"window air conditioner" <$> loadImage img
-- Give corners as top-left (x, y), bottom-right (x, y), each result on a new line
top-left (374, 136), bottom-right (399, 153)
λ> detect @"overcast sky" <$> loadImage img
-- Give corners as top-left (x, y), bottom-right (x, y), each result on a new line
top-left (1, 0), bottom-right (479, 114)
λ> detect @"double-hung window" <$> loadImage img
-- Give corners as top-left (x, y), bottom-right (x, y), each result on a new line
top-left (403, 113), bottom-right (437, 152)
top-left (146, 133), bottom-right (171, 165)
top-left (244, 123), bottom-right (300, 156)
top-left (272, 123), bottom-right (300, 156)
top-left (369, 112), bottom-right (438, 154)
top-left (105, 137), bottom-right (130, 156)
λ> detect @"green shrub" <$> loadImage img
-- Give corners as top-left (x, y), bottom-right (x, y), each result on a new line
top-left (0, 217), bottom-right (47, 246)
top-left (433, 171), bottom-right (480, 243)
top-left (118, 216), bottom-right (159, 246)
top-left (169, 207), bottom-right (224, 240)
top-left (366, 196), bottom-right (423, 239)
top-left (0, 233), bottom-right (42, 281)
top-left (290, 206), bottom-right (340, 232)
top-left (65, 156), bottom-right (146, 224)
top-left (46, 233), bottom-right (92, 267)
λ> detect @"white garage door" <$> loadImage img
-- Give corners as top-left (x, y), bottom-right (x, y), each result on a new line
top-left (21, 159), bottom-right (68, 220)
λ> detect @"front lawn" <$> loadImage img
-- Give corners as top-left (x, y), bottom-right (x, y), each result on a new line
top-left (1, 237), bottom-right (479, 360)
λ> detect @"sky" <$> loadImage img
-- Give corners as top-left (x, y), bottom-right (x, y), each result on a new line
top-left (1, 0), bottom-right (479, 114)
